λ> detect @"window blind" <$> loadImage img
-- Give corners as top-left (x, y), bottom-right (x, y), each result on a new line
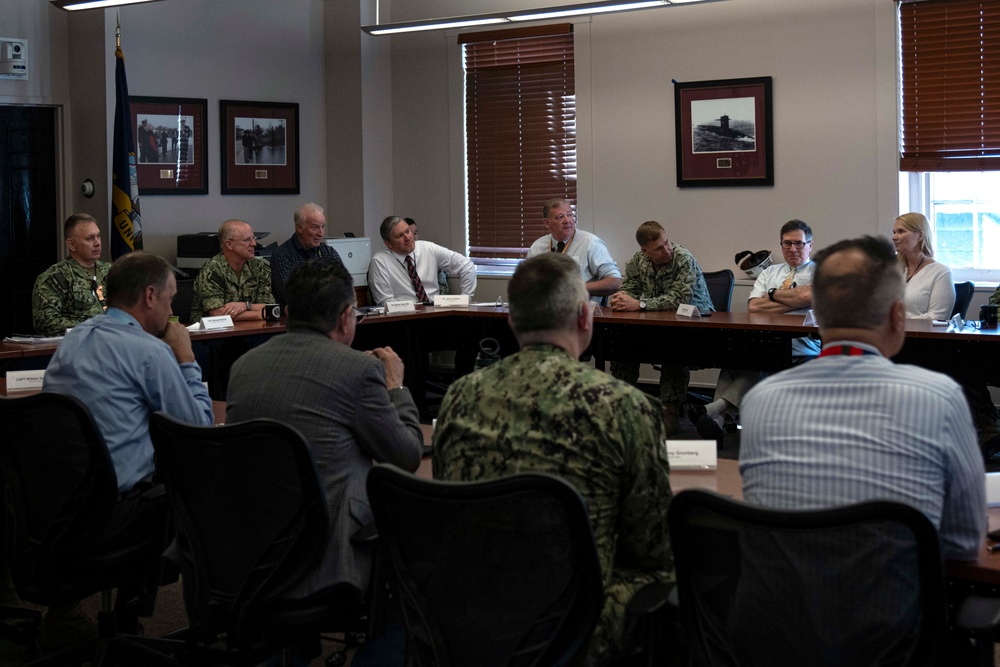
top-left (899, 0), bottom-right (1000, 171)
top-left (462, 24), bottom-right (576, 260)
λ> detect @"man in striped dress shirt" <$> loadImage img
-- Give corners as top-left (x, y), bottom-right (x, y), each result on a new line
top-left (741, 235), bottom-right (985, 560)
top-left (736, 235), bottom-right (985, 664)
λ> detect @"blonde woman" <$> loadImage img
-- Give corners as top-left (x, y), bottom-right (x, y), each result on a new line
top-left (893, 212), bottom-right (955, 320)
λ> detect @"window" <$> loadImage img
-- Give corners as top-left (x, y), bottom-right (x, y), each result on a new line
top-left (898, 0), bottom-right (1000, 275)
top-left (461, 25), bottom-right (576, 267)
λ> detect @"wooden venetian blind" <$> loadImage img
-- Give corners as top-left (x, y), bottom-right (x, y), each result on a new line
top-left (462, 24), bottom-right (576, 260)
top-left (899, 0), bottom-right (1000, 171)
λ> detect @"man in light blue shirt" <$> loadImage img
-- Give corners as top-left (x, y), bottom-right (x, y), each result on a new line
top-left (741, 235), bottom-right (985, 560)
top-left (41, 251), bottom-right (213, 648)
top-left (45, 252), bottom-right (213, 492)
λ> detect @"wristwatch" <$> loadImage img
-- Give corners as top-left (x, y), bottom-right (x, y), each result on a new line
top-left (767, 288), bottom-right (777, 302)
top-left (639, 299), bottom-right (647, 310)
top-left (245, 300), bottom-right (252, 312)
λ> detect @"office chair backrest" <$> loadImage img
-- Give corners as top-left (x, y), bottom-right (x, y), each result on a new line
top-left (668, 489), bottom-right (947, 667)
top-left (173, 276), bottom-right (196, 325)
top-left (952, 281), bottom-right (974, 319)
top-left (703, 269), bottom-right (735, 313)
top-left (150, 412), bottom-right (329, 654)
top-left (0, 393), bottom-right (119, 599)
top-left (367, 464), bottom-right (603, 667)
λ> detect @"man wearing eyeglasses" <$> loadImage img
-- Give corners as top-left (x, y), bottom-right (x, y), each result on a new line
top-left (691, 219), bottom-right (821, 441)
top-left (190, 218), bottom-right (275, 323)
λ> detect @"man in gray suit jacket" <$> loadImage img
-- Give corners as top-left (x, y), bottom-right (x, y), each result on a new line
top-left (227, 259), bottom-right (424, 598)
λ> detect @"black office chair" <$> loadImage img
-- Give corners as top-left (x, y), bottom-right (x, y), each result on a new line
top-left (702, 269), bottom-right (734, 313)
top-left (140, 412), bottom-right (363, 666)
top-left (952, 281), bottom-right (974, 319)
top-left (172, 275), bottom-right (196, 326)
top-left (366, 464), bottom-right (605, 667)
top-left (668, 489), bottom-right (1000, 667)
top-left (0, 393), bottom-right (172, 666)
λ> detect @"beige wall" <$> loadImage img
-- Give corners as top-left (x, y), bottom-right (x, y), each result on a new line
top-left (384, 0), bottom-right (899, 275)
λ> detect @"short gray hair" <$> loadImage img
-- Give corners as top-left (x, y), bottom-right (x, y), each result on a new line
top-left (379, 216), bottom-right (405, 242)
top-left (813, 235), bottom-right (903, 330)
top-left (294, 203), bottom-right (324, 228)
top-left (509, 254), bottom-right (588, 336)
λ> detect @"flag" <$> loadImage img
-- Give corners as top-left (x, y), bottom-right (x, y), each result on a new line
top-left (110, 32), bottom-right (142, 259)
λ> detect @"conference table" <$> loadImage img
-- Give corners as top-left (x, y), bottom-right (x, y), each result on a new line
top-left (3, 306), bottom-right (1000, 404)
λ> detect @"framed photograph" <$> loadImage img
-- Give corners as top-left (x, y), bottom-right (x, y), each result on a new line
top-left (674, 77), bottom-right (773, 188)
top-left (129, 96), bottom-right (208, 195)
top-left (219, 100), bottom-right (300, 195)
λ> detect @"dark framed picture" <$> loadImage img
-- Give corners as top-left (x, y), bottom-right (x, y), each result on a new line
top-left (674, 76), bottom-right (773, 188)
top-left (219, 100), bottom-right (300, 195)
top-left (129, 96), bottom-right (208, 195)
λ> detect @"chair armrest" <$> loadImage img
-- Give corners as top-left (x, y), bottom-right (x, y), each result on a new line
top-left (351, 521), bottom-right (378, 545)
top-left (955, 594), bottom-right (1000, 633)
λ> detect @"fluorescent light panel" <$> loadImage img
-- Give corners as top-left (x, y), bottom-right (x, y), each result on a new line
top-left (361, 0), bottom-right (723, 35)
top-left (368, 17), bottom-right (509, 36)
top-left (52, 0), bottom-right (164, 10)
top-left (509, 1), bottom-right (667, 22)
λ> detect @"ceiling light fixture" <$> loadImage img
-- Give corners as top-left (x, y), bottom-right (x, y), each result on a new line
top-left (51, 0), bottom-right (166, 11)
top-left (361, 0), bottom-right (725, 36)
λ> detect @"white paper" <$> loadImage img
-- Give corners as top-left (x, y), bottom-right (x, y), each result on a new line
top-left (666, 440), bottom-right (717, 470)
top-left (433, 294), bottom-right (470, 307)
top-left (986, 472), bottom-right (1000, 508)
top-left (386, 300), bottom-right (417, 314)
top-left (675, 304), bottom-right (699, 318)
top-left (199, 315), bottom-right (235, 330)
top-left (5, 370), bottom-right (45, 392)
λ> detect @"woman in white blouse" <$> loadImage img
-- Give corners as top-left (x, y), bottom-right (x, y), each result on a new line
top-left (893, 212), bottom-right (955, 320)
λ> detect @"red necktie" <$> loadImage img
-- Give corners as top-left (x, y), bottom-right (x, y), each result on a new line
top-left (405, 256), bottom-right (429, 303)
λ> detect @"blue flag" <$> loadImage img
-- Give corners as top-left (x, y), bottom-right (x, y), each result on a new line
top-left (111, 38), bottom-right (142, 259)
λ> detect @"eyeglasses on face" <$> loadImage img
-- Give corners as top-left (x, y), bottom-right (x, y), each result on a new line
top-left (229, 235), bottom-right (257, 245)
top-left (353, 307), bottom-right (366, 323)
top-left (781, 240), bottom-right (810, 249)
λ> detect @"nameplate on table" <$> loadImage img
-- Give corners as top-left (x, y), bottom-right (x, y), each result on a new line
top-left (433, 294), bottom-right (470, 307)
top-left (666, 440), bottom-right (717, 470)
top-left (199, 315), bottom-right (235, 330)
top-left (6, 370), bottom-right (45, 392)
top-left (675, 304), bottom-right (700, 319)
top-left (385, 300), bottom-right (416, 314)
top-left (987, 473), bottom-right (1000, 508)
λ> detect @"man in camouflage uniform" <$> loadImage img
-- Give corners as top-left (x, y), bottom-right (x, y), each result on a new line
top-left (609, 220), bottom-right (715, 434)
top-left (433, 253), bottom-right (673, 664)
top-left (32, 213), bottom-right (110, 335)
top-left (190, 219), bottom-right (275, 322)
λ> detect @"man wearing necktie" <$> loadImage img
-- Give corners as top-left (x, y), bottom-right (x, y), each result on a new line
top-left (368, 216), bottom-right (477, 306)
top-left (526, 198), bottom-right (622, 300)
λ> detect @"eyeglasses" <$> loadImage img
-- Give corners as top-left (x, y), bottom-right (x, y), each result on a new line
top-left (229, 235), bottom-right (257, 245)
top-left (353, 307), bottom-right (366, 323)
top-left (781, 240), bottom-right (811, 249)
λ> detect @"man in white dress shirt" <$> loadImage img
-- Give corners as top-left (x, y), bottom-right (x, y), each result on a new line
top-left (526, 198), bottom-right (621, 299)
top-left (368, 216), bottom-right (477, 305)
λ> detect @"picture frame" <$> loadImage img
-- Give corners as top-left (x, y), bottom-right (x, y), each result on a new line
top-left (219, 100), bottom-right (300, 195)
top-left (129, 96), bottom-right (208, 195)
top-left (674, 76), bottom-right (773, 188)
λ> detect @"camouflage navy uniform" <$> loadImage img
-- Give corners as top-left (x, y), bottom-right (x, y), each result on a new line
top-left (610, 243), bottom-right (714, 409)
top-left (31, 258), bottom-right (110, 335)
top-left (190, 253), bottom-right (274, 322)
top-left (433, 344), bottom-right (674, 662)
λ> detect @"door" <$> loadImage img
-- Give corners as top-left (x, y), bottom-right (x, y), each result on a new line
top-left (0, 106), bottom-right (59, 337)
